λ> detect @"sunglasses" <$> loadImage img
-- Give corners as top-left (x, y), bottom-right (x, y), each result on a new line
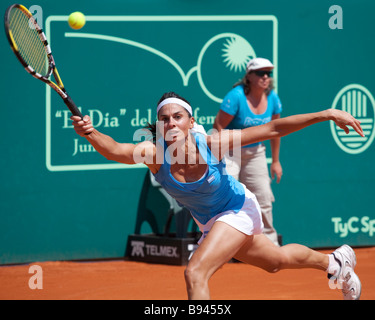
top-left (253, 70), bottom-right (272, 77)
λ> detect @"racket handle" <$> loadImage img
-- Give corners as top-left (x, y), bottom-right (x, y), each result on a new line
top-left (63, 95), bottom-right (83, 118)
top-left (63, 95), bottom-right (91, 135)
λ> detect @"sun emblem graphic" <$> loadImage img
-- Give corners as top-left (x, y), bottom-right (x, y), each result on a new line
top-left (222, 35), bottom-right (255, 72)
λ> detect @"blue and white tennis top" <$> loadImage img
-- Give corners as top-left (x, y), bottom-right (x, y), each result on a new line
top-left (152, 132), bottom-right (245, 225)
top-left (220, 84), bottom-right (282, 148)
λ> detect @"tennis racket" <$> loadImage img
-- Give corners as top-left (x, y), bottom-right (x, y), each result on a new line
top-left (4, 4), bottom-right (83, 118)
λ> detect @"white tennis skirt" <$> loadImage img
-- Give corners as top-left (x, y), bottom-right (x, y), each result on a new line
top-left (194, 184), bottom-right (264, 245)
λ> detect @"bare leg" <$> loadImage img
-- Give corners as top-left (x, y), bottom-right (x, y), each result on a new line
top-left (234, 234), bottom-right (329, 273)
top-left (186, 225), bottom-right (329, 299)
top-left (185, 221), bottom-right (250, 300)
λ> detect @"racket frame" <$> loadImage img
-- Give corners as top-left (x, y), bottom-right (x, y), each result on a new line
top-left (4, 4), bottom-right (83, 118)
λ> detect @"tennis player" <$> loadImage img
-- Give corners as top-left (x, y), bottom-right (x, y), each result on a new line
top-left (71, 92), bottom-right (363, 300)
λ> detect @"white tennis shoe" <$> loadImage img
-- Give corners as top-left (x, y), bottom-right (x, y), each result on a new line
top-left (330, 245), bottom-right (362, 300)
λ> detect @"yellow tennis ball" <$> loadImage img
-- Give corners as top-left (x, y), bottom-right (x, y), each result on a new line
top-left (68, 12), bottom-right (86, 30)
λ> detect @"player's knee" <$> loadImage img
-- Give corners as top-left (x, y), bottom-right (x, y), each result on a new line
top-left (184, 263), bottom-right (204, 287)
top-left (264, 263), bottom-right (281, 273)
top-left (263, 252), bottom-right (288, 273)
top-left (184, 265), bottom-right (198, 285)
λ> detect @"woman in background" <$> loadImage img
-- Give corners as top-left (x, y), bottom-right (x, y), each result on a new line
top-left (214, 57), bottom-right (282, 246)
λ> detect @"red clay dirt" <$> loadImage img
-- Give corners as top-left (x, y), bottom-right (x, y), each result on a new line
top-left (1, 247), bottom-right (374, 300)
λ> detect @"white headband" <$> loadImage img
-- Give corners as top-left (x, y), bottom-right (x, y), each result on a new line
top-left (157, 97), bottom-right (192, 116)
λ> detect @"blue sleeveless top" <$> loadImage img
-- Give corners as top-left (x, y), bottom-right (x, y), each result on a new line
top-left (152, 132), bottom-right (245, 225)
top-left (220, 85), bottom-right (282, 148)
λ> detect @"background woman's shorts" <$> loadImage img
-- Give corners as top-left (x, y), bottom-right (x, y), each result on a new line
top-left (194, 184), bottom-right (264, 245)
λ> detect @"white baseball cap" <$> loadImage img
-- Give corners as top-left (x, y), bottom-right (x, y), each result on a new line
top-left (246, 58), bottom-right (274, 73)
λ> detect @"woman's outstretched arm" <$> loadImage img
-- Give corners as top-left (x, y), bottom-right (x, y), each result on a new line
top-left (209, 109), bottom-right (363, 157)
top-left (240, 109), bottom-right (363, 146)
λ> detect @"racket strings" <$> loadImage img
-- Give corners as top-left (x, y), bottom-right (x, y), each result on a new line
top-left (9, 8), bottom-right (48, 76)
top-left (10, 9), bottom-right (43, 72)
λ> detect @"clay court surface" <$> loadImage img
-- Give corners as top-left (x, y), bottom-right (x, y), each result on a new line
top-left (1, 247), bottom-right (374, 300)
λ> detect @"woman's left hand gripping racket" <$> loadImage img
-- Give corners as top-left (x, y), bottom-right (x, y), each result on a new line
top-left (4, 4), bottom-right (86, 122)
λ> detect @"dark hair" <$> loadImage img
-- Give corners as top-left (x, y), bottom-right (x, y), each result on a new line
top-left (145, 92), bottom-right (191, 144)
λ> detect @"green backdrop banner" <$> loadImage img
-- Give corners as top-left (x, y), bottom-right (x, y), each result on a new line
top-left (1, 0), bottom-right (374, 264)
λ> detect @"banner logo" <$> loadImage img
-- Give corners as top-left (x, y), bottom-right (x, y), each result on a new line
top-left (332, 216), bottom-right (375, 238)
top-left (330, 84), bottom-right (375, 154)
top-left (45, 15), bottom-right (277, 171)
top-left (130, 240), bottom-right (179, 258)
